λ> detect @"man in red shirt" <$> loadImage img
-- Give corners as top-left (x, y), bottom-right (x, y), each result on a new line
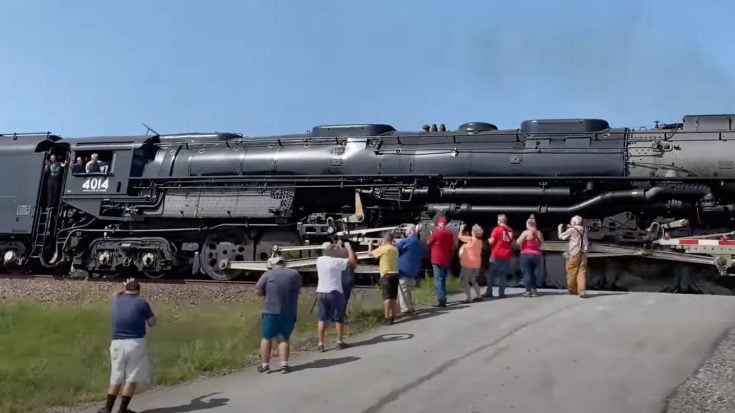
top-left (427, 216), bottom-right (455, 307)
top-left (486, 214), bottom-right (514, 298)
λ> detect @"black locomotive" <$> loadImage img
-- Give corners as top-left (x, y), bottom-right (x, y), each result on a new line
top-left (2, 113), bottom-right (735, 289)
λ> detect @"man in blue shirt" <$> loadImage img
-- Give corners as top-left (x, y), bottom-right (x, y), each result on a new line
top-left (396, 225), bottom-right (424, 314)
top-left (255, 255), bottom-right (303, 374)
top-left (99, 278), bottom-right (156, 413)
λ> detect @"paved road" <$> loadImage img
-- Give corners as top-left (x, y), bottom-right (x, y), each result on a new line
top-left (78, 289), bottom-right (735, 413)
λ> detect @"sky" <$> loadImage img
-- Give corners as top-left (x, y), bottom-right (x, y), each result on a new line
top-left (1, 0), bottom-right (734, 138)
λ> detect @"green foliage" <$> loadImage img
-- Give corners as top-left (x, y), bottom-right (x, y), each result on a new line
top-left (0, 275), bottom-right (462, 413)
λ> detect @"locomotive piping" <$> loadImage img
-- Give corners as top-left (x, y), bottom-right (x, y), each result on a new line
top-left (427, 186), bottom-right (711, 215)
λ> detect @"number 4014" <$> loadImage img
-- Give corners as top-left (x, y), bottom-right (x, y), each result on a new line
top-left (82, 177), bottom-right (110, 191)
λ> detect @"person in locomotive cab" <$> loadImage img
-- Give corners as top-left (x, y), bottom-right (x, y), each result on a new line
top-left (255, 255), bottom-right (303, 374)
top-left (369, 233), bottom-right (401, 325)
top-left (558, 215), bottom-right (589, 298)
top-left (315, 241), bottom-right (357, 351)
top-left (71, 156), bottom-right (85, 174)
top-left (427, 216), bottom-right (454, 307)
top-left (44, 154), bottom-right (65, 208)
top-left (86, 153), bottom-right (102, 173)
top-left (99, 278), bottom-right (156, 413)
top-left (486, 214), bottom-right (514, 298)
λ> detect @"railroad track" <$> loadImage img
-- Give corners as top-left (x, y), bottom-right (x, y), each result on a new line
top-left (0, 273), bottom-right (381, 288)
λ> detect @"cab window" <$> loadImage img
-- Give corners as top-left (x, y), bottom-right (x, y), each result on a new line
top-left (71, 151), bottom-right (114, 175)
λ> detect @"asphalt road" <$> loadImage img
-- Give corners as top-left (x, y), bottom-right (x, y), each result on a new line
top-left (76, 288), bottom-right (735, 413)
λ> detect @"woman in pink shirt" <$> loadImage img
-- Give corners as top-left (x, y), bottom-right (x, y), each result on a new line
top-left (458, 223), bottom-right (484, 303)
top-left (516, 216), bottom-right (544, 297)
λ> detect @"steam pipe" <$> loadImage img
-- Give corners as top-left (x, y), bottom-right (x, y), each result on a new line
top-left (440, 187), bottom-right (571, 198)
top-left (427, 186), bottom-right (710, 215)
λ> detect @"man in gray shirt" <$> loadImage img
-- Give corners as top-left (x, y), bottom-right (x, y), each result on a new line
top-left (255, 255), bottom-right (303, 374)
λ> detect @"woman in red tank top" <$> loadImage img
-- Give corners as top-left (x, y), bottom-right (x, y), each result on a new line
top-left (516, 216), bottom-right (544, 297)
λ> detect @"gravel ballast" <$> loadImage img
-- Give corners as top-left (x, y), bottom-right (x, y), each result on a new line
top-left (665, 327), bottom-right (735, 413)
top-left (0, 277), bottom-right (262, 305)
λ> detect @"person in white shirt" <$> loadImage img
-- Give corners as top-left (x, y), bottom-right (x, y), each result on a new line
top-left (315, 241), bottom-right (357, 352)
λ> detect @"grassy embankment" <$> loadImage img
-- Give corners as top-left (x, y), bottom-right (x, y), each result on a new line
top-left (0, 276), bottom-right (462, 413)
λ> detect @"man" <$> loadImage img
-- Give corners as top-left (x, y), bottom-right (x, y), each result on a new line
top-left (330, 243), bottom-right (354, 338)
top-left (255, 255), bottom-right (303, 374)
top-left (369, 233), bottom-right (400, 324)
top-left (395, 225), bottom-right (424, 314)
top-left (71, 156), bottom-right (85, 174)
top-left (487, 214), bottom-right (514, 298)
top-left (86, 153), bottom-right (101, 173)
top-left (315, 241), bottom-right (357, 351)
top-left (558, 215), bottom-right (589, 298)
top-left (99, 278), bottom-right (156, 413)
top-left (427, 216), bottom-right (454, 307)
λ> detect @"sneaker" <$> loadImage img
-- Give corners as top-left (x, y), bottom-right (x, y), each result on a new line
top-left (317, 344), bottom-right (325, 352)
top-left (579, 292), bottom-right (586, 298)
top-left (471, 297), bottom-right (483, 302)
top-left (531, 290), bottom-right (539, 297)
top-left (281, 365), bottom-right (290, 374)
top-left (568, 289), bottom-right (577, 295)
top-left (432, 303), bottom-right (447, 308)
top-left (257, 364), bottom-right (270, 373)
top-left (337, 341), bottom-right (348, 350)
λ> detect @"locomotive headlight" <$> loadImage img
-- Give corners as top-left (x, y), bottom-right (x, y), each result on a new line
top-left (3, 250), bottom-right (17, 264)
top-left (98, 251), bottom-right (111, 266)
top-left (141, 253), bottom-right (156, 267)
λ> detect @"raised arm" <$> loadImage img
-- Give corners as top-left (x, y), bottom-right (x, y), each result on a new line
top-left (345, 242), bottom-right (358, 269)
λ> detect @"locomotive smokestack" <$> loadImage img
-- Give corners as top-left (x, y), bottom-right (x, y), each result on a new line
top-left (431, 124), bottom-right (438, 132)
top-left (422, 124), bottom-right (430, 132)
top-left (440, 124), bottom-right (446, 132)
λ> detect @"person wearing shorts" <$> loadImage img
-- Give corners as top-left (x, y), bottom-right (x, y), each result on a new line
top-left (369, 233), bottom-right (400, 325)
top-left (98, 278), bottom-right (156, 413)
top-left (315, 241), bottom-right (357, 351)
top-left (255, 255), bottom-right (303, 374)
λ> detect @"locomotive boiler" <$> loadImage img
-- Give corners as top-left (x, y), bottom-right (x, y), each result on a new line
top-left (2, 113), bottom-right (735, 290)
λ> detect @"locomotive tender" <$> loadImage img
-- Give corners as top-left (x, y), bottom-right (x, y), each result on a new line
top-left (2, 113), bottom-right (735, 286)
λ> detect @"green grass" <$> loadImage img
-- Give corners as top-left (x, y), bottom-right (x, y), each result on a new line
top-left (0, 275), bottom-right (462, 413)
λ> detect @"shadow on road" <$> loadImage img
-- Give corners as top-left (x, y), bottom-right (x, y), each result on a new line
top-left (289, 355), bottom-right (361, 372)
top-left (346, 333), bottom-right (415, 349)
top-left (142, 392), bottom-right (229, 413)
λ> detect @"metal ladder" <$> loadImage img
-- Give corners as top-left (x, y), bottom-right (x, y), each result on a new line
top-left (30, 207), bottom-right (54, 258)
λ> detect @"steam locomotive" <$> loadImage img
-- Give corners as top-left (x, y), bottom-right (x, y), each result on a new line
top-left (2, 113), bottom-right (735, 290)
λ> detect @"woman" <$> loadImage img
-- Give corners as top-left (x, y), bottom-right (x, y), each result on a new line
top-left (458, 223), bottom-right (484, 303)
top-left (517, 215), bottom-right (544, 297)
top-left (45, 154), bottom-right (65, 208)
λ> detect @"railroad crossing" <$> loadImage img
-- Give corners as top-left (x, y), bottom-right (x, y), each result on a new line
top-left (73, 287), bottom-right (735, 413)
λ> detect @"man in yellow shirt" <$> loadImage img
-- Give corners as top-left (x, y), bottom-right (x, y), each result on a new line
top-left (369, 233), bottom-right (400, 325)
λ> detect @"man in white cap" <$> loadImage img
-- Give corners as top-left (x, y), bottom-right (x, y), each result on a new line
top-left (254, 255), bottom-right (303, 373)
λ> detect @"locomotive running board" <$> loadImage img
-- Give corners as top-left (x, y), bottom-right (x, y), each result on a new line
top-left (225, 251), bottom-right (381, 273)
top-left (543, 241), bottom-right (730, 273)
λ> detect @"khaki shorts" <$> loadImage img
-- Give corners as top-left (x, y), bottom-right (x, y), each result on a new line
top-left (110, 338), bottom-right (150, 385)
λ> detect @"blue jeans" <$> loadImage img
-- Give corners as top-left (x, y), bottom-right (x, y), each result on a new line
top-left (486, 258), bottom-right (510, 297)
top-left (521, 254), bottom-right (540, 292)
top-left (432, 264), bottom-right (448, 305)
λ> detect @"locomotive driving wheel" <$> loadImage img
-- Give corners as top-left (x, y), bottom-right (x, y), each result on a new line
top-left (199, 234), bottom-right (250, 281)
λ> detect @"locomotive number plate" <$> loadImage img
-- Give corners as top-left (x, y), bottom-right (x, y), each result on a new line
top-left (81, 177), bottom-right (110, 192)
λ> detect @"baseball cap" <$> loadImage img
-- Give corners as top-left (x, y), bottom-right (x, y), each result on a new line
top-left (437, 217), bottom-right (447, 225)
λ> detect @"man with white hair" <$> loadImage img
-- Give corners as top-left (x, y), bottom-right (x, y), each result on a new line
top-left (558, 215), bottom-right (589, 298)
top-left (255, 255), bottom-right (303, 373)
top-left (395, 225), bottom-right (424, 314)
